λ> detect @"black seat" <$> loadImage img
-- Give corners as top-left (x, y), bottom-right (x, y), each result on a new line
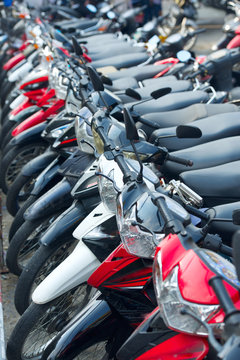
top-left (180, 161), bottom-right (240, 207)
top-left (137, 103), bottom-right (238, 138)
top-left (89, 44), bottom-right (145, 61)
top-left (207, 201), bottom-right (240, 242)
top-left (106, 75), bottom-right (178, 92)
top-left (152, 112), bottom-right (240, 151)
top-left (162, 136), bottom-right (240, 177)
top-left (127, 90), bottom-right (209, 116)
top-left (116, 80), bottom-right (193, 103)
top-left (107, 64), bottom-right (168, 81)
top-left (134, 80), bottom-right (192, 98)
top-left (91, 52), bottom-right (149, 70)
top-left (142, 76), bottom-right (177, 87)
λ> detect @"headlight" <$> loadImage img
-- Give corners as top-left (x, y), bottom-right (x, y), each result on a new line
top-left (153, 252), bottom-right (221, 336)
top-left (49, 125), bottom-right (68, 139)
top-left (92, 121), bottom-right (104, 154)
top-left (75, 107), bottom-right (94, 154)
top-left (97, 155), bottom-right (124, 213)
top-left (55, 74), bottom-right (68, 100)
top-left (117, 192), bottom-right (164, 258)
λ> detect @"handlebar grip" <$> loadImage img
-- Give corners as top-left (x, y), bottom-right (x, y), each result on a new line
top-left (232, 231), bottom-right (240, 283)
top-left (191, 28), bottom-right (206, 36)
top-left (185, 69), bottom-right (202, 80)
top-left (167, 154), bottom-right (193, 167)
top-left (86, 101), bottom-right (98, 114)
top-left (209, 276), bottom-right (236, 316)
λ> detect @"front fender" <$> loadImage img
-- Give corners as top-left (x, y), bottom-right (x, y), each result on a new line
top-left (8, 122), bottom-right (47, 147)
top-left (22, 151), bottom-right (58, 177)
top-left (32, 239), bottom-right (100, 303)
top-left (24, 179), bottom-right (72, 221)
top-left (45, 296), bottom-right (117, 360)
top-left (40, 200), bottom-right (89, 247)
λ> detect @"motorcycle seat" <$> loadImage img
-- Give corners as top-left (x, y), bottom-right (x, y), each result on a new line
top-left (127, 90), bottom-right (209, 115)
top-left (89, 46), bottom-right (145, 61)
top-left (162, 136), bottom-right (240, 177)
top-left (106, 64), bottom-right (169, 81)
top-left (207, 201), bottom-right (240, 240)
top-left (91, 52), bottom-right (149, 70)
top-left (180, 161), bottom-right (240, 207)
top-left (117, 80), bottom-right (193, 103)
top-left (138, 103), bottom-right (238, 137)
top-left (152, 112), bottom-right (240, 151)
top-left (105, 75), bottom-right (178, 92)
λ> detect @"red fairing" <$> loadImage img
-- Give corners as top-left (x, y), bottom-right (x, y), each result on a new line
top-left (178, 251), bottom-right (240, 305)
top-left (9, 97), bottom-right (33, 117)
top-left (135, 333), bottom-right (209, 360)
top-left (12, 98), bottom-right (65, 136)
top-left (23, 88), bottom-right (47, 101)
top-left (227, 35), bottom-right (240, 49)
top-left (11, 109), bottom-right (45, 136)
top-left (20, 76), bottom-right (49, 90)
top-left (156, 234), bottom-right (187, 281)
top-left (88, 244), bottom-right (151, 289)
top-left (235, 25), bottom-right (240, 35)
top-left (3, 53), bottom-right (26, 71)
top-left (36, 88), bottom-right (56, 107)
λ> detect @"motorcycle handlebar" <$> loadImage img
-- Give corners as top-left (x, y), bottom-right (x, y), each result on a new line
top-left (166, 153), bottom-right (193, 167)
top-left (209, 276), bottom-right (236, 316)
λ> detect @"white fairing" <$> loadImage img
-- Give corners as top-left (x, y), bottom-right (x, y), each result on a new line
top-left (73, 202), bottom-right (114, 240)
top-left (32, 202), bottom-right (114, 304)
top-left (8, 62), bottom-right (34, 82)
top-left (9, 94), bottom-right (26, 110)
top-left (32, 240), bottom-right (100, 304)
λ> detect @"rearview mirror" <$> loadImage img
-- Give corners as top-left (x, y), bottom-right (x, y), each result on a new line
top-left (176, 125), bottom-right (202, 139)
top-left (126, 88), bottom-right (142, 101)
top-left (150, 87), bottom-right (171, 99)
top-left (123, 108), bottom-right (139, 141)
top-left (72, 36), bottom-right (83, 56)
top-left (87, 66), bottom-right (104, 92)
top-left (177, 50), bottom-right (191, 63)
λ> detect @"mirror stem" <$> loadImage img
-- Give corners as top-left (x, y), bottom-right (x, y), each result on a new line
top-left (131, 140), bottom-right (143, 183)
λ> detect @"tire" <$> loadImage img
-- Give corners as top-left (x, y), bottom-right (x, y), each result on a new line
top-left (0, 79), bottom-right (15, 107)
top-left (181, 25), bottom-right (197, 51)
top-left (0, 141), bottom-right (47, 194)
top-left (6, 172), bottom-right (40, 216)
top-left (0, 119), bottom-right (15, 149)
top-left (8, 195), bottom-right (36, 241)
top-left (6, 284), bottom-right (96, 360)
top-left (6, 215), bottom-right (59, 275)
top-left (14, 238), bottom-right (78, 315)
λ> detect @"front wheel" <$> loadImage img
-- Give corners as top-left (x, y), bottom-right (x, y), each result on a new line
top-left (181, 25), bottom-right (198, 51)
top-left (6, 284), bottom-right (95, 360)
top-left (14, 239), bottom-right (78, 315)
top-left (6, 215), bottom-right (59, 276)
top-left (6, 172), bottom-right (39, 216)
top-left (0, 141), bottom-right (47, 194)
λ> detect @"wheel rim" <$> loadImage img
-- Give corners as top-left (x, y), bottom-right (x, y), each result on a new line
top-left (29, 240), bottom-right (78, 301)
top-left (5, 145), bottom-right (46, 188)
top-left (72, 341), bottom-right (108, 360)
top-left (17, 216), bottom-right (57, 271)
top-left (18, 177), bottom-right (36, 203)
top-left (22, 284), bottom-right (92, 359)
